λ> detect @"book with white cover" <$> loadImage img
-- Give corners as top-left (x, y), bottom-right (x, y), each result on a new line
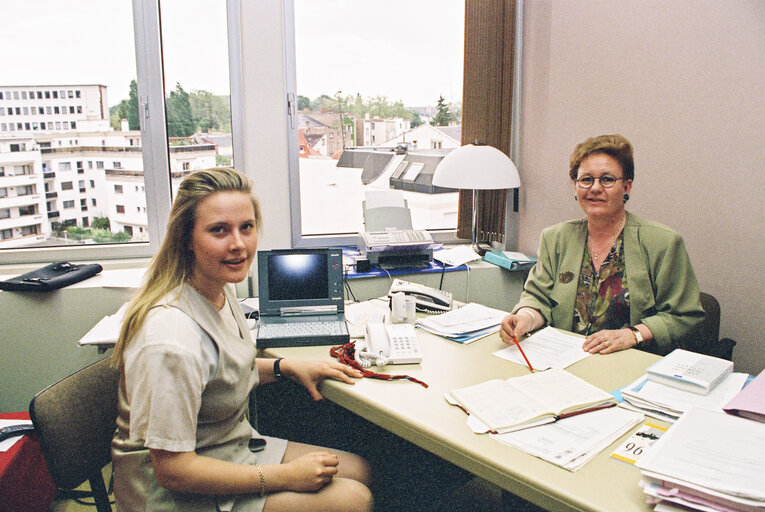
top-left (645, 348), bottom-right (733, 395)
top-left (448, 368), bottom-right (616, 434)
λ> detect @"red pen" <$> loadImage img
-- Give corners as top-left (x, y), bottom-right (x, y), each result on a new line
top-left (511, 335), bottom-right (534, 372)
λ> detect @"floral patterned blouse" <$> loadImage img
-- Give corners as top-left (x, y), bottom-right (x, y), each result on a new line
top-left (573, 233), bottom-right (631, 335)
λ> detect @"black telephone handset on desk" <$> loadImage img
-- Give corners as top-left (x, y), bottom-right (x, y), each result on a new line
top-left (387, 279), bottom-right (453, 312)
top-left (355, 322), bottom-right (422, 367)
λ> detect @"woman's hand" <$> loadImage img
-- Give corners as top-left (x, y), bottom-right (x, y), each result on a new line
top-left (280, 359), bottom-right (363, 401)
top-left (499, 311), bottom-right (535, 345)
top-left (281, 451), bottom-right (339, 492)
top-left (582, 328), bottom-right (636, 354)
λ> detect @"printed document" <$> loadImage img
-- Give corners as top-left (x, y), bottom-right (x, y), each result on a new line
top-left (493, 326), bottom-right (590, 369)
top-left (636, 407), bottom-right (765, 501)
top-left (492, 406), bottom-right (644, 471)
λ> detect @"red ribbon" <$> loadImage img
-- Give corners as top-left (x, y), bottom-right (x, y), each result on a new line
top-left (330, 341), bottom-right (428, 388)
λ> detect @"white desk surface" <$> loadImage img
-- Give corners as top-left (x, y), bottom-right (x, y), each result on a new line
top-left (263, 323), bottom-right (663, 512)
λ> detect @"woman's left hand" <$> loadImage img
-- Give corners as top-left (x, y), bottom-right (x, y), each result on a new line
top-left (280, 359), bottom-right (364, 401)
top-left (582, 328), bottom-right (635, 354)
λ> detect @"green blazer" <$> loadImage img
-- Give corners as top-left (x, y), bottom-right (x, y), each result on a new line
top-left (513, 212), bottom-right (704, 354)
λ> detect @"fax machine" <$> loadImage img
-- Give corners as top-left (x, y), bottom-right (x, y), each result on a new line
top-left (358, 191), bottom-right (436, 269)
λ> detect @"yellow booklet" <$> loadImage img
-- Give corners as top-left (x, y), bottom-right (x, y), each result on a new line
top-left (449, 368), bottom-right (615, 434)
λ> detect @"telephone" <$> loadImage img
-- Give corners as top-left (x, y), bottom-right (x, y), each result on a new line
top-left (388, 279), bottom-right (453, 312)
top-left (355, 322), bottom-right (422, 367)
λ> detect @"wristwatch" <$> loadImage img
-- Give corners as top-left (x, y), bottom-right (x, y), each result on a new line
top-left (628, 326), bottom-right (644, 346)
top-left (273, 358), bottom-right (284, 379)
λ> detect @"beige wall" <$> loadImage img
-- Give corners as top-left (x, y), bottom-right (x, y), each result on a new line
top-left (516, 1), bottom-right (765, 374)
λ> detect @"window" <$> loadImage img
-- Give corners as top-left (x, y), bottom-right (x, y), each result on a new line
top-left (91, 198), bottom-right (97, 206)
top-left (0, 208), bottom-right (9, 219)
top-left (59, 162), bottom-right (71, 171)
top-left (17, 185), bottom-right (35, 196)
top-left (19, 205), bottom-right (36, 216)
top-left (20, 225), bottom-right (39, 236)
top-left (61, 182), bottom-right (73, 191)
top-left (286, 0), bottom-right (464, 246)
top-left (63, 200), bottom-right (75, 209)
top-left (1, 229), bottom-right (13, 240)
top-left (114, 184), bottom-right (124, 194)
top-left (116, 204), bottom-right (125, 214)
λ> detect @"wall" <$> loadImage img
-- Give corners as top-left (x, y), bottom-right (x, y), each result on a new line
top-left (517, 1), bottom-right (765, 374)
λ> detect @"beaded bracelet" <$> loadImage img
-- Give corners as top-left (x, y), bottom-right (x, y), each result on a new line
top-left (255, 464), bottom-right (265, 497)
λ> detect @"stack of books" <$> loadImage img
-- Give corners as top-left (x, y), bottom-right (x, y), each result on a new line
top-left (636, 407), bottom-right (765, 511)
top-left (619, 349), bottom-right (748, 421)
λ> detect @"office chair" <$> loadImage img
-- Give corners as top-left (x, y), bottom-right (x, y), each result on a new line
top-left (29, 357), bottom-right (120, 512)
top-left (681, 292), bottom-right (736, 360)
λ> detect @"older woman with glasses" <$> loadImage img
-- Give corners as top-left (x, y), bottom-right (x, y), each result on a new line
top-left (500, 134), bottom-right (704, 355)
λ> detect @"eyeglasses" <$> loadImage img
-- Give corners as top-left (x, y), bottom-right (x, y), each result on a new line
top-left (574, 175), bottom-right (626, 189)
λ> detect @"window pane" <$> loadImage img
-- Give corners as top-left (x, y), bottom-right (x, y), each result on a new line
top-left (294, 0), bottom-right (464, 237)
top-left (0, 1), bottom-right (149, 249)
top-left (158, 0), bottom-right (232, 202)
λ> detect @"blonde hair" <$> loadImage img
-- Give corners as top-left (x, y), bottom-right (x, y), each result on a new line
top-left (111, 167), bottom-right (261, 367)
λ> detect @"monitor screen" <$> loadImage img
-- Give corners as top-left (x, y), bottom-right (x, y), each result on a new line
top-left (267, 252), bottom-right (328, 301)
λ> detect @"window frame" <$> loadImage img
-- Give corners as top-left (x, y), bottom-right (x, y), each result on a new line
top-left (0, 0), bottom-right (172, 264)
top-left (282, 0), bottom-right (464, 249)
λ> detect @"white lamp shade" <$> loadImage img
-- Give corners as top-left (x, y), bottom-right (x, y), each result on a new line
top-left (432, 144), bottom-right (521, 190)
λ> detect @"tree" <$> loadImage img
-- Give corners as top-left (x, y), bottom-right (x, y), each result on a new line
top-left (431, 95), bottom-right (453, 126)
top-left (166, 82), bottom-right (195, 137)
top-left (127, 80), bottom-right (140, 130)
top-left (298, 95), bottom-right (311, 110)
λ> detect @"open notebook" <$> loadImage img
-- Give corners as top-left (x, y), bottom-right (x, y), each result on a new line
top-left (255, 248), bottom-right (349, 348)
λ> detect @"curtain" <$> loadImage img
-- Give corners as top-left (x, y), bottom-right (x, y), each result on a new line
top-left (458, 0), bottom-right (517, 243)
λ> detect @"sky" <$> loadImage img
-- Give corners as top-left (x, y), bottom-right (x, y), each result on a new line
top-left (0, 0), bottom-right (463, 109)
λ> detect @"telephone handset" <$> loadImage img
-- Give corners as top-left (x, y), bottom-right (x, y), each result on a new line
top-left (388, 279), bottom-right (453, 312)
top-left (355, 322), bottom-right (422, 367)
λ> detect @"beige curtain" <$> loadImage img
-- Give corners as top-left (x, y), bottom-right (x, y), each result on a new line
top-left (457, 0), bottom-right (517, 242)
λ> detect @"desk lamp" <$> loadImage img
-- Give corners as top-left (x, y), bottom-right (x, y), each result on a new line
top-left (432, 143), bottom-right (520, 255)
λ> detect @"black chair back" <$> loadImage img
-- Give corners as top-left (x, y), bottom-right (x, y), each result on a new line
top-left (29, 357), bottom-right (119, 512)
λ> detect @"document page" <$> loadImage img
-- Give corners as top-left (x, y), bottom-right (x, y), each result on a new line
top-left (636, 407), bottom-right (765, 500)
top-left (493, 407), bottom-right (644, 471)
top-left (493, 326), bottom-right (590, 370)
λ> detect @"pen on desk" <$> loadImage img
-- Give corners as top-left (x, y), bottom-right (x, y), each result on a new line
top-left (512, 335), bottom-right (534, 372)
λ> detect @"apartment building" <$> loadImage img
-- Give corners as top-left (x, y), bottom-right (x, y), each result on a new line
top-left (360, 116), bottom-right (410, 147)
top-left (0, 84), bottom-right (109, 135)
top-left (0, 84), bottom-right (218, 248)
top-left (0, 137), bottom-right (47, 248)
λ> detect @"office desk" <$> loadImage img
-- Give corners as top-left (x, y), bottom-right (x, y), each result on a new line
top-left (263, 328), bottom-right (662, 512)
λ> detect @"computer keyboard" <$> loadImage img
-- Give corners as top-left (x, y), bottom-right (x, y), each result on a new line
top-left (258, 321), bottom-right (347, 338)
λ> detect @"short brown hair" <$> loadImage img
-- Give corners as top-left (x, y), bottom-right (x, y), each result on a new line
top-left (569, 134), bottom-right (634, 181)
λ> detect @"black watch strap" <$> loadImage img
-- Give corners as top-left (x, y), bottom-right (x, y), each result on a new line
top-left (273, 358), bottom-right (284, 379)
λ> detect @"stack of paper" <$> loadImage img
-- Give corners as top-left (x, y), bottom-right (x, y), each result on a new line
top-left (493, 406), bottom-right (644, 471)
top-left (636, 407), bottom-right (765, 511)
top-left (416, 302), bottom-right (509, 344)
top-left (619, 372), bottom-right (748, 422)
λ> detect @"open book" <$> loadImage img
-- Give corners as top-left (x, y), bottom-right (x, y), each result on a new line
top-left (448, 368), bottom-right (616, 434)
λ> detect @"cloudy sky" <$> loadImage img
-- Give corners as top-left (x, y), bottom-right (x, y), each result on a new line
top-left (0, 0), bottom-right (463, 108)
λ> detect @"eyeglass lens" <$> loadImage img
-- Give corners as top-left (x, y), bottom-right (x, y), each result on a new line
top-left (577, 176), bottom-right (620, 188)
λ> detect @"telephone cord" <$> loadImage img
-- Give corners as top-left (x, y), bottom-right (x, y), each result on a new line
top-left (330, 342), bottom-right (428, 388)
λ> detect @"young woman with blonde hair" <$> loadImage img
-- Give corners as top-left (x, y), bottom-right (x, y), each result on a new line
top-left (111, 167), bottom-right (372, 512)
